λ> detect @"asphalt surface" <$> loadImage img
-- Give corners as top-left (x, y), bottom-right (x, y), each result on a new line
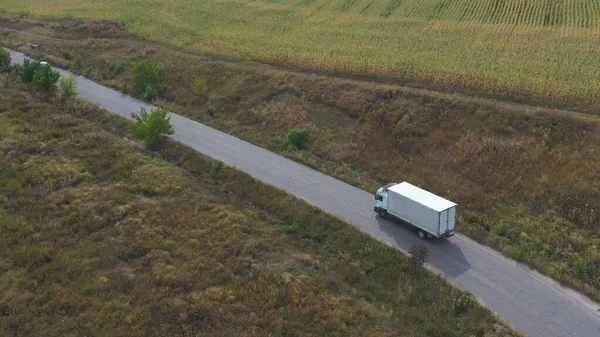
top-left (8, 49), bottom-right (600, 337)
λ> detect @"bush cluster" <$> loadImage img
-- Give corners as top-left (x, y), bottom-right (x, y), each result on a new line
top-left (275, 128), bottom-right (309, 150)
top-left (130, 60), bottom-right (164, 101)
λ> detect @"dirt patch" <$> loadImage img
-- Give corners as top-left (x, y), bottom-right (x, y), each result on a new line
top-left (308, 103), bottom-right (356, 130)
top-left (52, 19), bottom-right (130, 39)
top-left (0, 12), bottom-right (48, 30)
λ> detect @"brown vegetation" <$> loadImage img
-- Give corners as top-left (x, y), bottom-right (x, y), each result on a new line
top-left (0, 77), bottom-right (519, 336)
top-left (52, 19), bottom-right (130, 39)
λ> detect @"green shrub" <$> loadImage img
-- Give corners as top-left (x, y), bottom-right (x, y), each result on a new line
top-left (0, 48), bottom-right (11, 69)
top-left (207, 92), bottom-right (219, 103)
top-left (212, 160), bottom-right (224, 172)
top-left (14, 11), bottom-right (31, 19)
top-left (450, 290), bottom-right (477, 315)
top-left (59, 76), bottom-right (77, 97)
top-left (276, 128), bottom-right (309, 150)
top-left (20, 59), bottom-right (41, 83)
top-left (71, 56), bottom-right (85, 74)
top-left (131, 107), bottom-right (174, 147)
top-left (33, 64), bottom-right (61, 93)
top-left (13, 245), bottom-right (53, 268)
top-left (119, 81), bottom-right (129, 94)
top-left (59, 50), bottom-right (74, 60)
top-left (84, 67), bottom-right (95, 78)
top-left (3, 77), bottom-right (15, 88)
top-left (206, 92), bottom-right (219, 117)
top-left (101, 60), bottom-right (127, 80)
top-left (192, 77), bottom-right (208, 96)
top-left (142, 84), bottom-right (157, 102)
top-left (130, 60), bottom-right (164, 96)
top-left (573, 257), bottom-right (589, 280)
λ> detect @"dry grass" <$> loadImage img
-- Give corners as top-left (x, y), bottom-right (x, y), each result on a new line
top-left (0, 78), bottom-right (519, 336)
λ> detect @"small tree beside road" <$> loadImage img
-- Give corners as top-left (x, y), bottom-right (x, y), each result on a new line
top-left (131, 107), bottom-right (174, 147)
top-left (130, 60), bottom-right (164, 101)
top-left (33, 63), bottom-right (60, 93)
top-left (59, 75), bottom-right (77, 98)
top-left (20, 59), bottom-right (41, 83)
top-left (192, 77), bottom-right (208, 97)
top-left (71, 55), bottom-right (85, 74)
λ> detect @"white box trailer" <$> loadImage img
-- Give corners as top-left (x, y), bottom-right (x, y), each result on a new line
top-left (374, 182), bottom-right (456, 240)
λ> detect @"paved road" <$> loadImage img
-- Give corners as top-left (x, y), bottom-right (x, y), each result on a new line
top-left (8, 49), bottom-right (600, 337)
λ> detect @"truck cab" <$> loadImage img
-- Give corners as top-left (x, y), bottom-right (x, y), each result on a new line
top-left (374, 183), bottom-right (396, 218)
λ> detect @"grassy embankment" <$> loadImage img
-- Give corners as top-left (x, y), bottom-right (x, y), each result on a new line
top-left (1, 0), bottom-right (600, 108)
top-left (0, 73), bottom-right (520, 335)
top-left (3, 18), bottom-right (597, 302)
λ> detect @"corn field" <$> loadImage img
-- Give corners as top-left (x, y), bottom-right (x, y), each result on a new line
top-left (3, 0), bottom-right (600, 104)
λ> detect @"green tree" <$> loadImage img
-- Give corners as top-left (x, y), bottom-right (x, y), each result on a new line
top-left (20, 59), bottom-right (41, 83)
top-left (33, 64), bottom-right (61, 93)
top-left (130, 107), bottom-right (174, 147)
top-left (130, 60), bottom-right (164, 98)
top-left (58, 75), bottom-right (77, 97)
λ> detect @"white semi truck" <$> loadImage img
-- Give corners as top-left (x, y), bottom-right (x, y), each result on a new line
top-left (374, 182), bottom-right (457, 240)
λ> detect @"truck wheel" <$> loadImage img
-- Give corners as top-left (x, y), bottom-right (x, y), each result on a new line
top-left (378, 209), bottom-right (387, 219)
top-left (418, 230), bottom-right (427, 240)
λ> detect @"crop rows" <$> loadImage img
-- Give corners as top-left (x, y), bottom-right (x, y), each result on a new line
top-left (311, 0), bottom-right (600, 28)
top-left (2, 0), bottom-right (600, 104)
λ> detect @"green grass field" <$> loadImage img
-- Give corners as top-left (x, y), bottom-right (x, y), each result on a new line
top-left (2, 0), bottom-right (600, 105)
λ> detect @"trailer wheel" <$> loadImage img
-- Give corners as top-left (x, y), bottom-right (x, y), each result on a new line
top-left (418, 230), bottom-right (427, 240)
top-left (378, 209), bottom-right (387, 219)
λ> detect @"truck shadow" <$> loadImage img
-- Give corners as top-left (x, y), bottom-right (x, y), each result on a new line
top-left (375, 215), bottom-right (472, 278)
